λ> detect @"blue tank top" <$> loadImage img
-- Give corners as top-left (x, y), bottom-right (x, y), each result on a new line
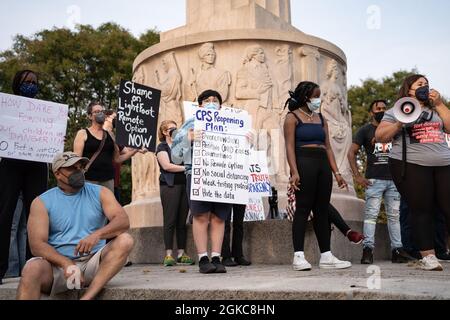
top-left (39, 183), bottom-right (107, 259)
top-left (290, 112), bottom-right (326, 148)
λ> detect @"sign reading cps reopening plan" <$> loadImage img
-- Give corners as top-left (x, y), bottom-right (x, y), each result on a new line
top-left (0, 92), bottom-right (68, 163)
top-left (191, 108), bottom-right (252, 205)
top-left (117, 80), bottom-right (161, 152)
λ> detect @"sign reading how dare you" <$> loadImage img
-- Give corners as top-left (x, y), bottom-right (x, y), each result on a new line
top-left (117, 80), bottom-right (160, 152)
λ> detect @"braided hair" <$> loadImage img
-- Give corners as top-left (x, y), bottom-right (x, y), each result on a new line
top-left (284, 81), bottom-right (319, 112)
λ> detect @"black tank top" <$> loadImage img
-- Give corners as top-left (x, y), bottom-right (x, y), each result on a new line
top-left (83, 129), bottom-right (115, 182)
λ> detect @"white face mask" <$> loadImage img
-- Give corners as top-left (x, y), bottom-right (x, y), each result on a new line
top-left (307, 98), bottom-right (321, 113)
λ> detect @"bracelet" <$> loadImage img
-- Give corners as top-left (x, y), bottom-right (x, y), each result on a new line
top-left (334, 172), bottom-right (342, 176)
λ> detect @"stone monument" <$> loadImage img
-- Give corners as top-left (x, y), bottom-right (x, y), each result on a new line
top-left (126, 0), bottom-right (364, 228)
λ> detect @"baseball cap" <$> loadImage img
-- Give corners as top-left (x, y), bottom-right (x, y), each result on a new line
top-left (52, 152), bottom-right (89, 172)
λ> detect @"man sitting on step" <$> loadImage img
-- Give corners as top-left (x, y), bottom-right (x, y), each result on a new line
top-left (16, 152), bottom-right (134, 300)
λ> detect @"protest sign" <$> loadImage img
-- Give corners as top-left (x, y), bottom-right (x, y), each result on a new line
top-left (191, 108), bottom-right (251, 205)
top-left (248, 150), bottom-right (272, 197)
top-left (244, 196), bottom-right (266, 222)
top-left (0, 92), bottom-right (68, 163)
top-left (117, 80), bottom-right (160, 152)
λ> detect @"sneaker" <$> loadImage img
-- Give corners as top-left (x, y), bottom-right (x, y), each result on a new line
top-left (392, 248), bottom-right (416, 263)
top-left (293, 255), bottom-right (312, 271)
top-left (163, 256), bottom-right (176, 267)
top-left (361, 247), bottom-right (374, 265)
top-left (177, 254), bottom-right (195, 266)
top-left (320, 255), bottom-right (352, 270)
top-left (222, 258), bottom-right (238, 267)
top-left (235, 257), bottom-right (252, 266)
top-left (211, 257), bottom-right (227, 274)
top-left (436, 251), bottom-right (450, 262)
top-left (347, 230), bottom-right (365, 245)
top-left (199, 256), bottom-right (217, 274)
top-left (419, 255), bottom-right (443, 271)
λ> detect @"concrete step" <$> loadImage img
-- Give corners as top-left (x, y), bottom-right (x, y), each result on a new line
top-left (129, 220), bottom-right (393, 265)
top-left (2, 263), bottom-right (450, 300)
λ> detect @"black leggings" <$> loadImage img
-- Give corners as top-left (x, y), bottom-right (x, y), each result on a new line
top-left (293, 148), bottom-right (332, 253)
top-left (0, 159), bottom-right (48, 279)
top-left (160, 184), bottom-right (189, 251)
top-left (329, 205), bottom-right (351, 236)
top-left (389, 158), bottom-right (450, 251)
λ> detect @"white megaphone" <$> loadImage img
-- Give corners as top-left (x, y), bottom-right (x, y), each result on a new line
top-left (393, 97), bottom-right (422, 124)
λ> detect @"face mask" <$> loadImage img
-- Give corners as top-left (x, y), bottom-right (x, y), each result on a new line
top-left (374, 112), bottom-right (385, 123)
top-left (95, 112), bottom-right (106, 124)
top-left (19, 83), bottom-right (38, 98)
top-left (415, 86), bottom-right (430, 103)
top-left (204, 102), bottom-right (220, 111)
top-left (307, 98), bottom-right (321, 113)
top-left (62, 170), bottom-right (86, 189)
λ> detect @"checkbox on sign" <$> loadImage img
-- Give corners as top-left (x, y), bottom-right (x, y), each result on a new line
top-left (194, 169), bottom-right (200, 176)
top-left (194, 178), bottom-right (200, 184)
top-left (194, 150), bottom-right (200, 157)
top-left (194, 159), bottom-right (201, 165)
top-left (193, 189), bottom-right (200, 196)
top-left (195, 141), bottom-right (201, 148)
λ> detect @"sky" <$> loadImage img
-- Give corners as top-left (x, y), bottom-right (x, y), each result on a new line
top-left (1, 0), bottom-right (449, 96)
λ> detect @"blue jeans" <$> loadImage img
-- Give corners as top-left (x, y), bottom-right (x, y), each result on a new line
top-left (363, 179), bottom-right (403, 250)
top-left (5, 195), bottom-right (27, 278)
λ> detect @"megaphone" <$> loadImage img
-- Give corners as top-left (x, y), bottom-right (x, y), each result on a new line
top-left (393, 97), bottom-right (422, 124)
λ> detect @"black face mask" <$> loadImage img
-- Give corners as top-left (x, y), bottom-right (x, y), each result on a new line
top-left (62, 170), bottom-right (86, 189)
top-left (415, 86), bottom-right (430, 103)
top-left (373, 112), bottom-right (385, 123)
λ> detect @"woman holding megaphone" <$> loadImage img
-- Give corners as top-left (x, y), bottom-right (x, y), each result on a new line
top-left (376, 74), bottom-right (450, 271)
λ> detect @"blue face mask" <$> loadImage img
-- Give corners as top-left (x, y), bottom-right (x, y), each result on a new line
top-left (307, 98), bottom-right (321, 113)
top-left (415, 86), bottom-right (430, 103)
top-left (204, 102), bottom-right (220, 111)
top-left (20, 82), bottom-right (39, 98)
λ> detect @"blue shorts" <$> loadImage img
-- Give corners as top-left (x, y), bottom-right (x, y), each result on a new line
top-left (186, 174), bottom-right (232, 221)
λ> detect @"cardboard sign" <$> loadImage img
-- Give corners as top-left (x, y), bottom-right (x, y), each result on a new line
top-left (117, 80), bottom-right (160, 152)
top-left (191, 108), bottom-right (251, 205)
top-left (0, 92), bottom-right (68, 163)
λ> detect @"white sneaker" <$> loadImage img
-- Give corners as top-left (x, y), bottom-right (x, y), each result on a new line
top-left (293, 255), bottom-right (312, 271)
top-left (419, 255), bottom-right (443, 271)
top-left (319, 255), bottom-right (352, 270)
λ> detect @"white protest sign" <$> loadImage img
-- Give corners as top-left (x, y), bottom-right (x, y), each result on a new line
top-left (183, 101), bottom-right (199, 121)
top-left (244, 196), bottom-right (266, 222)
top-left (0, 92), bottom-right (68, 163)
top-left (248, 150), bottom-right (272, 197)
top-left (191, 107), bottom-right (251, 205)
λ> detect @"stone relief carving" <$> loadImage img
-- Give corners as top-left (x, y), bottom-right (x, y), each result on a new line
top-left (189, 42), bottom-right (232, 102)
top-left (298, 45), bottom-right (320, 83)
top-left (155, 51), bottom-right (183, 127)
top-left (321, 59), bottom-right (354, 192)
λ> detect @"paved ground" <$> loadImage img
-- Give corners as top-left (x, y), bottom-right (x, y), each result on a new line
top-left (1, 261), bottom-right (450, 300)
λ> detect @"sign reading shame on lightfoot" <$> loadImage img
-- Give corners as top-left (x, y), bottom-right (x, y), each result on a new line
top-left (191, 108), bottom-right (252, 205)
top-left (117, 80), bottom-right (160, 152)
top-left (0, 92), bottom-right (68, 163)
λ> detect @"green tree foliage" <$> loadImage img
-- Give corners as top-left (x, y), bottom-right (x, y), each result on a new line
top-left (0, 23), bottom-right (160, 205)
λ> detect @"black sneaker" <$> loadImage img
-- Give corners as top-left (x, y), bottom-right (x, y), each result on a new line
top-left (222, 257), bottom-right (238, 267)
top-left (199, 256), bottom-right (216, 274)
top-left (361, 247), bottom-right (373, 264)
top-left (0, 278), bottom-right (2, 285)
top-left (211, 257), bottom-right (227, 274)
top-left (392, 248), bottom-right (416, 263)
top-left (436, 251), bottom-right (450, 262)
top-left (235, 257), bottom-right (252, 266)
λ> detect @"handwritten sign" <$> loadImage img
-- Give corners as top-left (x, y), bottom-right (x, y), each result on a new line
top-left (191, 108), bottom-right (252, 205)
top-left (117, 80), bottom-right (160, 152)
top-left (183, 101), bottom-right (199, 121)
top-left (0, 92), bottom-right (68, 163)
top-left (244, 196), bottom-right (266, 222)
top-left (248, 150), bottom-right (272, 197)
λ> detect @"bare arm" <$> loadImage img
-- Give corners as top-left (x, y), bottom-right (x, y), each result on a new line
top-left (348, 143), bottom-right (371, 188)
top-left (113, 144), bottom-right (139, 164)
top-left (74, 187), bottom-right (130, 256)
top-left (431, 90), bottom-right (450, 132)
top-left (284, 113), bottom-right (300, 189)
top-left (375, 121), bottom-right (403, 143)
top-left (28, 198), bottom-right (75, 270)
top-left (73, 130), bottom-right (87, 157)
top-left (157, 151), bottom-right (185, 173)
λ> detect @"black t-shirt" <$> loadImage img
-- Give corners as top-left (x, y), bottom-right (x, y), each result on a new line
top-left (156, 142), bottom-right (186, 186)
top-left (353, 124), bottom-right (392, 180)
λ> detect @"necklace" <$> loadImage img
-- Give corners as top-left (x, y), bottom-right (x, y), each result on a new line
top-left (298, 108), bottom-right (314, 122)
